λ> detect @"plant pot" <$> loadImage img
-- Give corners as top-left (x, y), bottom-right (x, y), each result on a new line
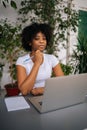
top-left (4, 83), bottom-right (20, 97)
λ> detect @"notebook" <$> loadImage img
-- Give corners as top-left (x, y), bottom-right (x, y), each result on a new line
top-left (28, 73), bottom-right (87, 113)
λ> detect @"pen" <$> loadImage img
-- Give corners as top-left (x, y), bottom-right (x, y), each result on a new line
top-left (23, 56), bottom-right (34, 64)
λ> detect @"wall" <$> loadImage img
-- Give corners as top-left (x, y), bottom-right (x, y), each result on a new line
top-left (0, 0), bottom-right (20, 22)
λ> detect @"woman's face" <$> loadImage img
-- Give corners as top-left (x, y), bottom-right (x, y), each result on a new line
top-left (31, 32), bottom-right (47, 52)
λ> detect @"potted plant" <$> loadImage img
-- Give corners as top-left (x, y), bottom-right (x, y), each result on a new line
top-left (60, 63), bottom-right (73, 75)
top-left (71, 34), bottom-right (87, 74)
top-left (0, 19), bottom-right (23, 96)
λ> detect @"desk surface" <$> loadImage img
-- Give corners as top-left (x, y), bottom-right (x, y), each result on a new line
top-left (0, 96), bottom-right (87, 130)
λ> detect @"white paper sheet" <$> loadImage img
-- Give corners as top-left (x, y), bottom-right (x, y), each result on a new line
top-left (4, 96), bottom-right (30, 112)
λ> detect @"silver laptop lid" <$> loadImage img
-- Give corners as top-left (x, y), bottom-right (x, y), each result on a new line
top-left (41, 73), bottom-right (87, 113)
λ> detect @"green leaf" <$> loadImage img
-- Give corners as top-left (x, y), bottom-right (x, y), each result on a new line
top-left (2, 1), bottom-right (7, 8)
top-left (10, 0), bottom-right (17, 9)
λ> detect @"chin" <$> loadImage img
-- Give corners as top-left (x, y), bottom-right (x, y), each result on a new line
top-left (39, 48), bottom-right (45, 52)
top-left (40, 50), bottom-right (44, 52)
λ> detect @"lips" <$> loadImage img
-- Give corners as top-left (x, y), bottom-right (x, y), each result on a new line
top-left (39, 46), bottom-right (46, 50)
top-left (39, 45), bottom-right (45, 48)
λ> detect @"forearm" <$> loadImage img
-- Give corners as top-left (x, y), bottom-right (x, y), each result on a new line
top-left (31, 87), bottom-right (44, 96)
top-left (19, 63), bottom-right (40, 95)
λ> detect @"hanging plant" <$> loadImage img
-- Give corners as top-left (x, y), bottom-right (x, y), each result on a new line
top-left (18, 0), bottom-right (79, 56)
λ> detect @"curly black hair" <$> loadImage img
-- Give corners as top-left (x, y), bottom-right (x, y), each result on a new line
top-left (21, 23), bottom-right (53, 51)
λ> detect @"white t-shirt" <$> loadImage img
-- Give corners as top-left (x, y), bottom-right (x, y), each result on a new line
top-left (16, 53), bottom-right (59, 88)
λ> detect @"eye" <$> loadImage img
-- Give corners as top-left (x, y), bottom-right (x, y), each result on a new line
top-left (34, 37), bottom-right (40, 40)
top-left (43, 37), bottom-right (46, 40)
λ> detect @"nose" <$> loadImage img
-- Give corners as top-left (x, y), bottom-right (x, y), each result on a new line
top-left (40, 38), bottom-right (44, 43)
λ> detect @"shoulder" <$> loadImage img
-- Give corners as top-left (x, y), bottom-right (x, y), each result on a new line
top-left (16, 54), bottom-right (30, 65)
top-left (44, 54), bottom-right (59, 67)
top-left (44, 54), bottom-right (58, 60)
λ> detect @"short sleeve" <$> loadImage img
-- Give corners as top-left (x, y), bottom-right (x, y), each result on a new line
top-left (16, 57), bottom-right (25, 68)
top-left (51, 55), bottom-right (59, 68)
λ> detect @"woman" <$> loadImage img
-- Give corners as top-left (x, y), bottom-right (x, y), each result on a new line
top-left (16, 23), bottom-right (64, 96)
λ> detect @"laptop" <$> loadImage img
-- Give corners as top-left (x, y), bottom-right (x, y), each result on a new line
top-left (28, 73), bottom-right (87, 113)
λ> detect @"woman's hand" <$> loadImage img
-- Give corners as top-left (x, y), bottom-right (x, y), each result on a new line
top-left (31, 87), bottom-right (44, 96)
top-left (33, 50), bottom-right (43, 65)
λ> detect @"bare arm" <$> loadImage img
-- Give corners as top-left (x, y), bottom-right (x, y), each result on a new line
top-left (16, 50), bottom-right (43, 95)
top-left (16, 63), bottom-right (40, 95)
top-left (52, 63), bottom-right (64, 77)
top-left (30, 87), bottom-right (44, 96)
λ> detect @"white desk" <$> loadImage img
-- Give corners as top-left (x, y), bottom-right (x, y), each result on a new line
top-left (0, 96), bottom-right (87, 130)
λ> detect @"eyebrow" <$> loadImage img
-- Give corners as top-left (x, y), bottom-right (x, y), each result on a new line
top-left (35, 34), bottom-right (46, 37)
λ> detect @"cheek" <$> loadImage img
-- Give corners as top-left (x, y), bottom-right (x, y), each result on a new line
top-left (45, 42), bottom-right (47, 47)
